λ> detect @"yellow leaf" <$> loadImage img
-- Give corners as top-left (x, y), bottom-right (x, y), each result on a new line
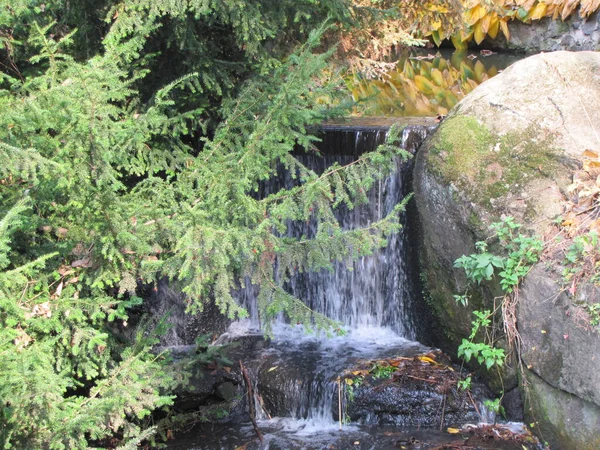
top-left (418, 355), bottom-right (437, 364)
top-left (474, 60), bottom-right (486, 83)
top-left (445, 91), bottom-right (459, 108)
top-left (428, 4), bottom-right (449, 13)
top-left (561, 1), bottom-right (579, 20)
top-left (466, 5), bottom-right (487, 25)
top-left (431, 29), bottom-right (442, 47)
top-left (583, 149), bottom-right (599, 159)
top-left (447, 427), bottom-right (461, 434)
top-left (528, 2), bottom-right (548, 21)
top-left (268, 366), bottom-right (278, 372)
top-left (500, 18), bottom-right (510, 41)
top-left (460, 62), bottom-right (476, 81)
top-left (430, 68), bottom-right (444, 87)
top-left (473, 21), bottom-right (486, 45)
top-left (414, 75), bottom-right (435, 95)
top-left (520, 0), bottom-right (537, 10)
top-left (581, 0), bottom-right (600, 17)
top-left (451, 33), bottom-right (468, 50)
top-left (479, 14), bottom-right (491, 34)
top-left (487, 14), bottom-right (500, 39)
top-left (460, 28), bottom-right (474, 43)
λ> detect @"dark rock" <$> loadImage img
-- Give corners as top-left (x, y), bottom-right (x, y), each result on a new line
top-left (137, 278), bottom-right (230, 346)
top-left (347, 377), bottom-right (483, 427)
top-left (502, 387), bottom-right (524, 422)
top-left (216, 382), bottom-right (237, 401)
top-left (524, 369), bottom-right (600, 450)
top-left (582, 17), bottom-right (598, 36)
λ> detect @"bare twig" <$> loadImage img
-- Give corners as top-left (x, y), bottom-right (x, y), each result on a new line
top-left (240, 360), bottom-right (263, 443)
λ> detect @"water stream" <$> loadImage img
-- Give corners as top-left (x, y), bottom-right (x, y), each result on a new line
top-left (165, 122), bottom-right (536, 450)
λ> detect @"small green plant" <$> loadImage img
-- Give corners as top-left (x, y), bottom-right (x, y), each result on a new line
top-left (484, 397), bottom-right (505, 418)
top-left (562, 231), bottom-right (600, 287)
top-left (458, 309), bottom-right (505, 370)
top-left (345, 375), bottom-right (363, 402)
top-left (584, 303), bottom-right (600, 327)
top-left (370, 362), bottom-right (396, 379)
top-left (457, 375), bottom-right (472, 391)
top-left (454, 294), bottom-right (469, 307)
top-left (454, 218), bottom-right (542, 374)
top-left (454, 242), bottom-right (505, 285)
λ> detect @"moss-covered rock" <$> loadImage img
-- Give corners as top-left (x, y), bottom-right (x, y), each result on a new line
top-left (414, 51), bottom-right (600, 447)
top-left (524, 369), bottom-right (600, 450)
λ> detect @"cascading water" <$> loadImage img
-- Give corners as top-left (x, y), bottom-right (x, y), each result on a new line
top-left (167, 121), bottom-right (507, 450)
top-left (235, 125), bottom-right (430, 339)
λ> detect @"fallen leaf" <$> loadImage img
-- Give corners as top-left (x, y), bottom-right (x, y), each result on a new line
top-left (54, 281), bottom-right (63, 298)
top-left (582, 149), bottom-right (599, 159)
top-left (447, 427), bottom-right (461, 434)
top-left (417, 356), bottom-right (437, 365)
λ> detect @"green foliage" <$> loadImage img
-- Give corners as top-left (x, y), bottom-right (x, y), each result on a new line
top-left (455, 218), bottom-right (543, 291)
top-left (458, 310), bottom-right (505, 370)
top-left (345, 375), bottom-right (363, 402)
top-left (457, 375), bottom-right (472, 391)
top-left (370, 362), bottom-right (396, 379)
top-left (584, 303), bottom-right (600, 327)
top-left (0, 203), bottom-right (176, 449)
top-left (484, 396), bottom-right (505, 418)
top-left (454, 218), bottom-right (541, 374)
top-left (490, 218), bottom-right (543, 293)
top-left (454, 242), bottom-right (505, 285)
top-left (1, 0), bottom-right (415, 446)
top-left (562, 231), bottom-right (600, 286)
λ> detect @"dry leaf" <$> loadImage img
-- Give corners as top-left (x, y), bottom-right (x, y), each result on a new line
top-left (417, 355), bottom-right (437, 365)
top-left (54, 281), bottom-right (63, 298)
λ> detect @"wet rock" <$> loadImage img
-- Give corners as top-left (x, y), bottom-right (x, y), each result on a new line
top-left (344, 354), bottom-right (491, 428)
top-left (216, 382), bottom-right (237, 401)
top-left (347, 378), bottom-right (482, 427)
top-left (137, 278), bottom-right (230, 346)
top-left (501, 387), bottom-right (524, 422)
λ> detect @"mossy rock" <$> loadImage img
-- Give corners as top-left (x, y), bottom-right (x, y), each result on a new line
top-left (414, 51), bottom-right (600, 447)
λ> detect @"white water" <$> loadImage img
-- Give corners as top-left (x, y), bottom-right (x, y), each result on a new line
top-left (221, 127), bottom-right (433, 433)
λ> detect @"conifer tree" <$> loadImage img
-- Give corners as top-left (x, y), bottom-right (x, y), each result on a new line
top-left (1, 1), bottom-right (414, 447)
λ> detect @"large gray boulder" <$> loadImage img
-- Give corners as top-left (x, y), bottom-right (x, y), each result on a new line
top-left (414, 51), bottom-right (600, 449)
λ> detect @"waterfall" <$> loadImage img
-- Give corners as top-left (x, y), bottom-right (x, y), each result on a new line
top-left (234, 125), bottom-right (432, 340)
top-left (220, 124), bottom-right (437, 428)
top-left (166, 122), bottom-right (500, 450)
